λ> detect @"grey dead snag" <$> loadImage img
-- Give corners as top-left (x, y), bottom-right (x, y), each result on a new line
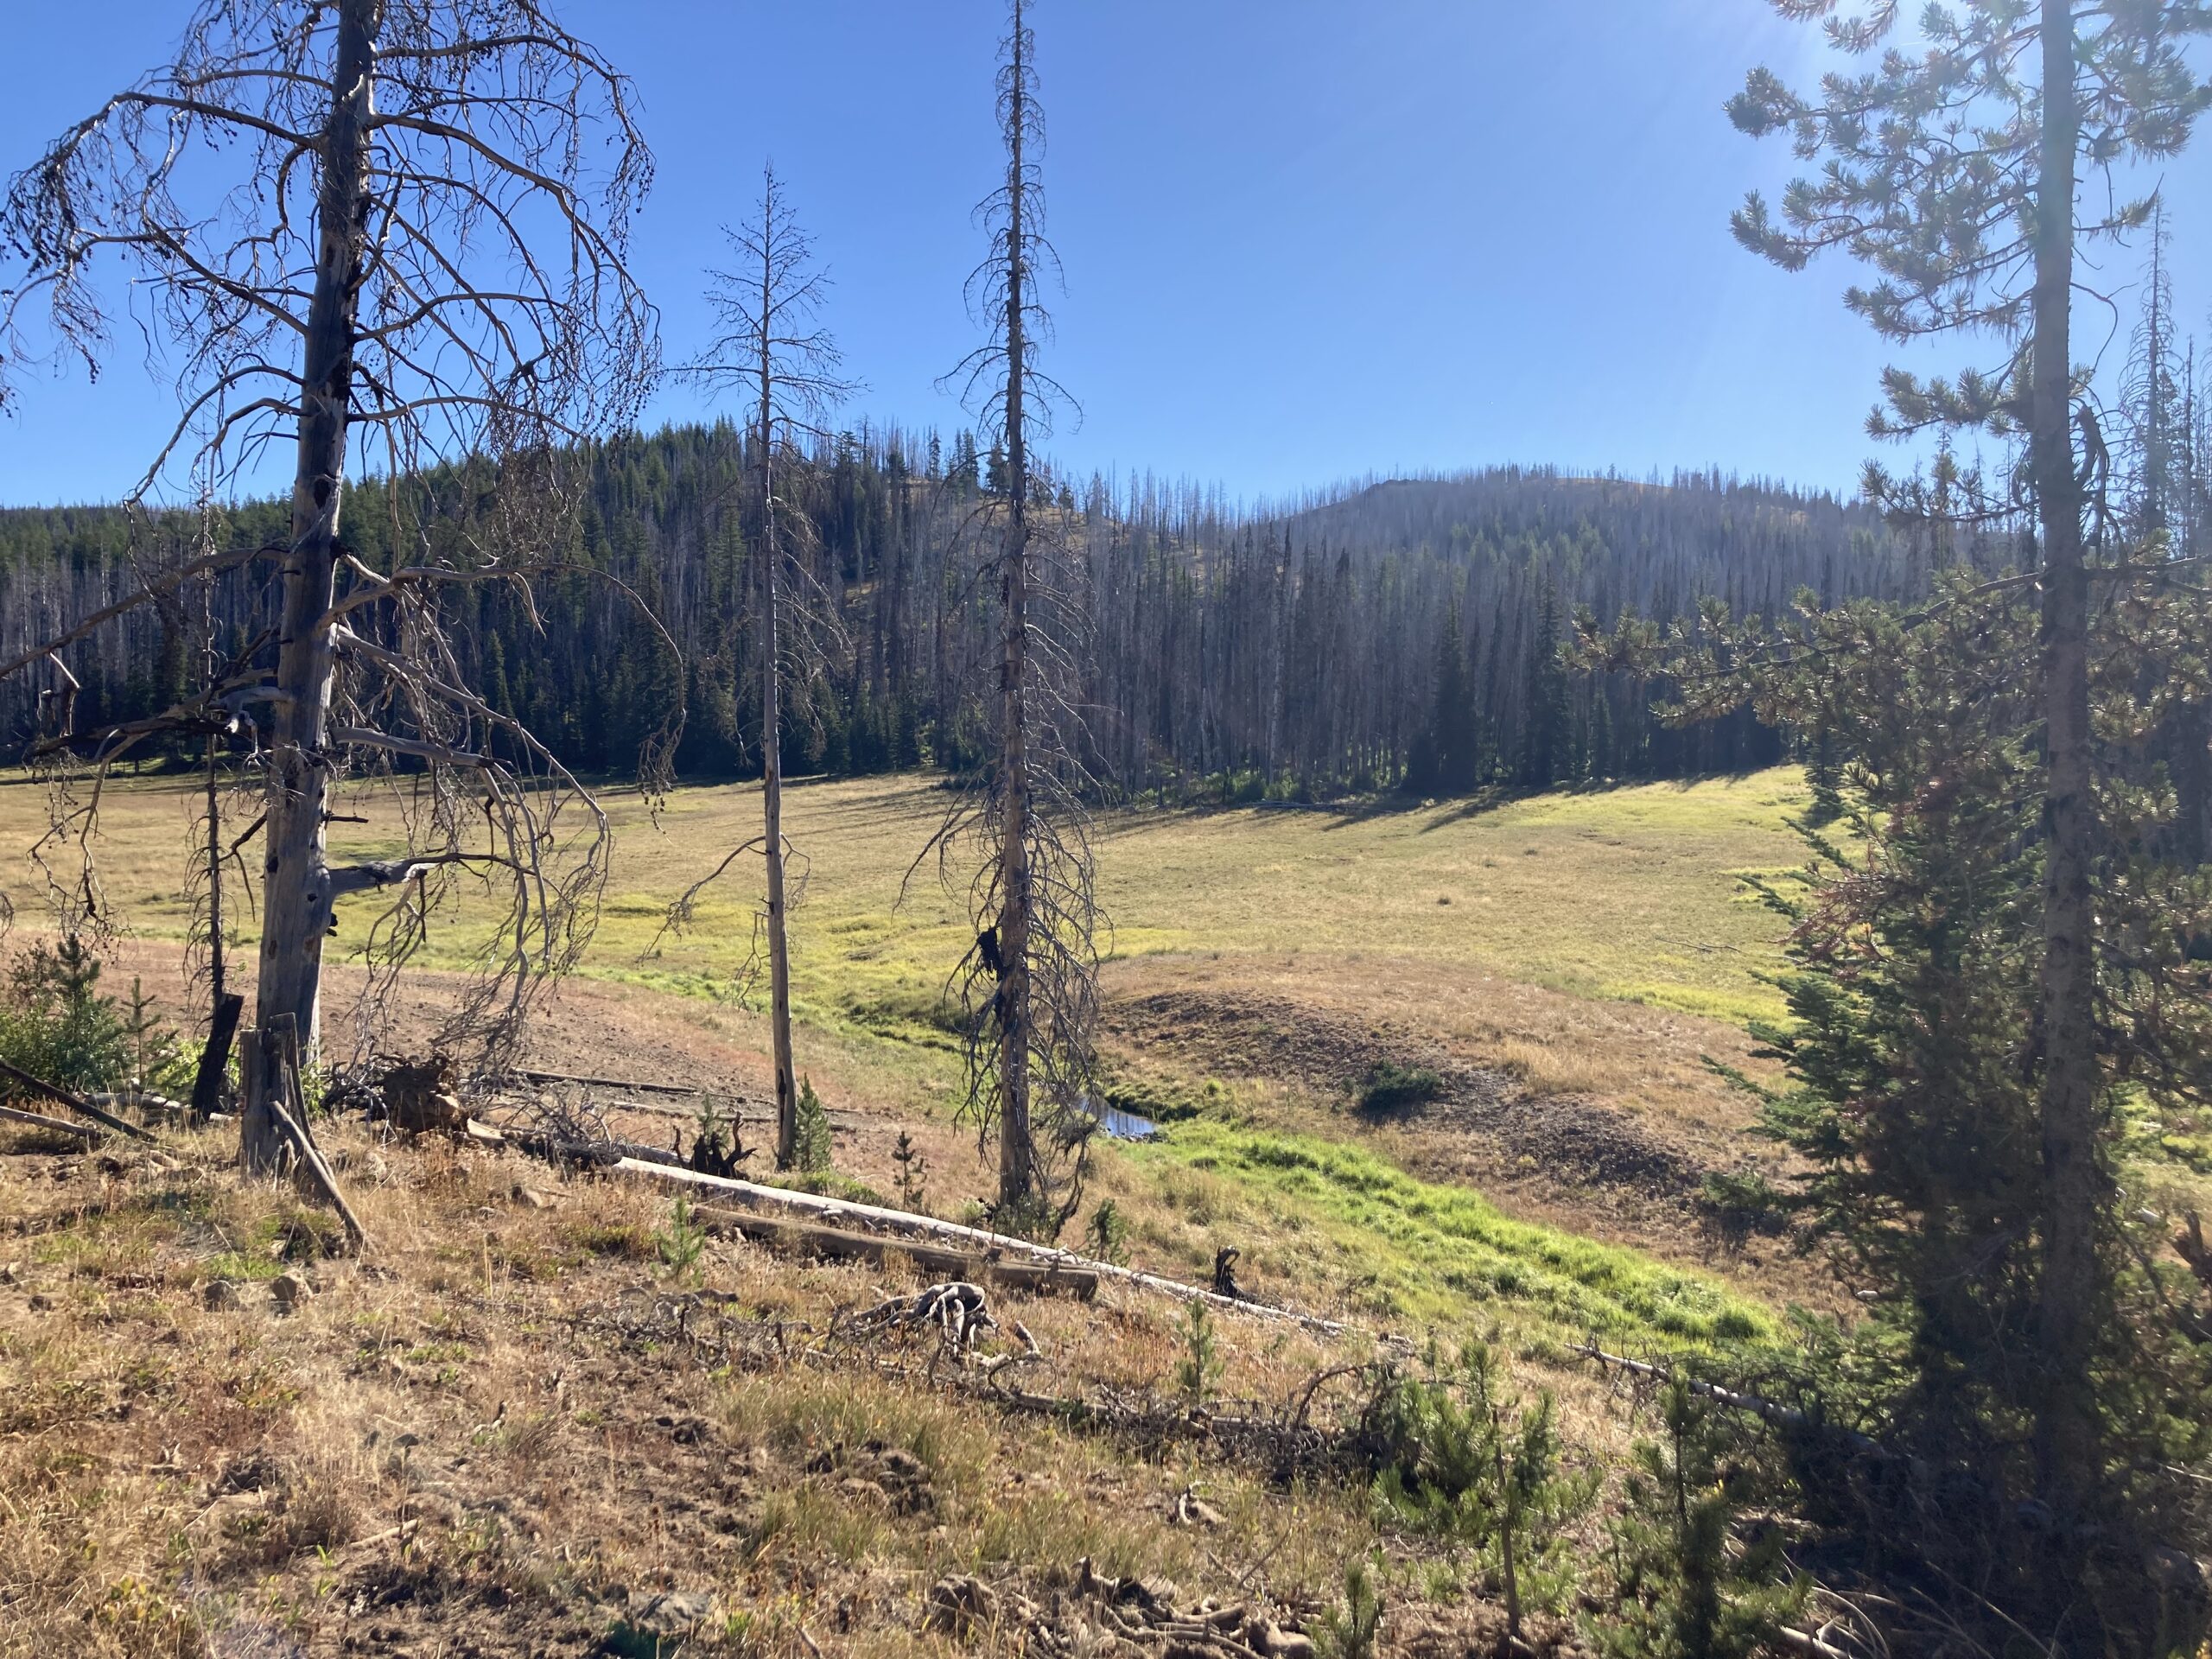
top-left (667, 164), bottom-right (854, 1170)
top-left (928, 0), bottom-right (1104, 1233)
top-left (0, 0), bottom-right (667, 1173)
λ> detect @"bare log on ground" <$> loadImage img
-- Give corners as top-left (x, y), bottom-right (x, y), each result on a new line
top-left (510, 1067), bottom-right (726, 1099)
top-left (612, 1158), bottom-right (1345, 1335)
top-left (0, 1103), bottom-right (101, 1142)
top-left (1576, 1344), bottom-right (1890, 1459)
top-left (0, 1057), bottom-right (156, 1141)
top-left (695, 1205), bottom-right (1096, 1298)
top-left (89, 1090), bottom-right (188, 1118)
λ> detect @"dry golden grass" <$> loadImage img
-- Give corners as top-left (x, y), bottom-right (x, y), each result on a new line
top-left (0, 1049), bottom-right (1735, 1651)
top-left (2, 1117), bottom-right (1427, 1656)
top-left (0, 764), bottom-right (1809, 1264)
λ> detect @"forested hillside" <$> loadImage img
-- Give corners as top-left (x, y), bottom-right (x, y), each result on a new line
top-left (0, 431), bottom-right (1916, 797)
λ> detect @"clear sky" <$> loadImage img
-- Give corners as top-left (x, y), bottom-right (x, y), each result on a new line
top-left (0, 2), bottom-right (2204, 509)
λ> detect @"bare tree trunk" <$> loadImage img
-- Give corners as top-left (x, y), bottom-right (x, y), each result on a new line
top-left (245, 0), bottom-right (377, 1171)
top-left (995, 0), bottom-right (1037, 1217)
top-left (192, 729), bottom-right (240, 1119)
top-left (759, 257), bottom-right (798, 1169)
top-left (207, 732), bottom-right (226, 1007)
top-left (2029, 0), bottom-right (2101, 1523)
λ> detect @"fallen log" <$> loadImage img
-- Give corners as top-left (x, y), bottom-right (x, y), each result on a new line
top-left (693, 1205), bottom-right (1096, 1299)
top-left (0, 1103), bottom-right (101, 1142)
top-left (487, 1123), bottom-right (691, 1170)
top-left (511, 1066), bottom-right (728, 1098)
top-left (593, 1095), bottom-right (864, 1130)
top-left (258, 1021), bottom-right (370, 1251)
top-left (89, 1090), bottom-right (188, 1118)
top-left (0, 1057), bottom-right (156, 1142)
top-left (612, 1159), bottom-right (1346, 1335)
top-left (1575, 1344), bottom-right (1889, 1459)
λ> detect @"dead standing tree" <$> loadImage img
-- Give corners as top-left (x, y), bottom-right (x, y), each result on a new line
top-left (926, 0), bottom-right (1105, 1235)
top-left (664, 164), bottom-right (854, 1170)
top-left (0, 0), bottom-right (665, 1170)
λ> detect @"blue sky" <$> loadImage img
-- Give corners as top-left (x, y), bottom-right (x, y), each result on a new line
top-left (0, 2), bottom-right (2204, 509)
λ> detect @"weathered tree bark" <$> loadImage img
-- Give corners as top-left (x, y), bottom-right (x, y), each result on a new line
top-left (2029, 0), bottom-right (2102, 1523)
top-left (995, 0), bottom-right (1037, 1216)
top-left (757, 243), bottom-right (798, 1170)
top-left (194, 735), bottom-right (238, 1117)
top-left (206, 732), bottom-right (226, 1007)
top-left (245, 0), bottom-right (378, 1171)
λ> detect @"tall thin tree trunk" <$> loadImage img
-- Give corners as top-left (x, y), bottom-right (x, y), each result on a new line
top-left (245, 0), bottom-right (377, 1171)
top-left (2029, 0), bottom-right (2101, 1522)
top-left (759, 245), bottom-right (798, 1169)
top-left (996, 0), bottom-right (1036, 1214)
top-left (207, 732), bottom-right (226, 1007)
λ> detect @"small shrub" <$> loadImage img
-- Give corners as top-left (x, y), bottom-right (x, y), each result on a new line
top-left (1593, 1379), bottom-right (1804, 1659)
top-left (1371, 1338), bottom-right (1596, 1624)
top-left (1313, 1558), bottom-right (1382, 1659)
top-left (1354, 1059), bottom-right (1443, 1116)
top-left (1173, 1301), bottom-right (1224, 1405)
top-left (781, 1170), bottom-right (888, 1207)
top-left (990, 1192), bottom-right (1069, 1243)
top-left (0, 937), bottom-right (185, 1099)
top-left (1084, 1198), bottom-right (1129, 1265)
top-left (654, 1197), bottom-right (708, 1283)
top-left (1695, 1170), bottom-right (1789, 1241)
top-left (569, 1221), bottom-right (652, 1260)
top-left (789, 1076), bottom-right (833, 1173)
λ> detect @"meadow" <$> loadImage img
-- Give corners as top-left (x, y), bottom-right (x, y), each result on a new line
top-left (1, 764), bottom-right (1821, 1335)
top-left (0, 764), bottom-right (1811, 1029)
top-left (0, 766), bottom-right (1829, 1655)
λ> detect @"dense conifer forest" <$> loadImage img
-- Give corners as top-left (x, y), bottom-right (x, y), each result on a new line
top-left (0, 434), bottom-right (1928, 798)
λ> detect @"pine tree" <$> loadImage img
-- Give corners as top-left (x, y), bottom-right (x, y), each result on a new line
top-left (1732, 0), bottom-right (2212, 1559)
top-left (1521, 583), bottom-right (1567, 788)
top-left (1429, 601), bottom-right (1476, 793)
top-left (1595, 566), bottom-right (2212, 1650)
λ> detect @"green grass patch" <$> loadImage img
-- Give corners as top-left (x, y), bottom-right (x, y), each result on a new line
top-left (5, 767), bottom-right (1814, 1042)
top-left (1132, 1122), bottom-right (1780, 1354)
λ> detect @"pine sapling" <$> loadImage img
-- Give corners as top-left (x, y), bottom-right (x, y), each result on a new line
top-left (1173, 1300), bottom-right (1224, 1405)
top-left (655, 1196), bottom-right (709, 1285)
top-left (791, 1077), bottom-right (833, 1174)
top-left (1084, 1198), bottom-right (1128, 1265)
top-left (892, 1129), bottom-right (930, 1213)
top-left (1313, 1558), bottom-right (1382, 1659)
